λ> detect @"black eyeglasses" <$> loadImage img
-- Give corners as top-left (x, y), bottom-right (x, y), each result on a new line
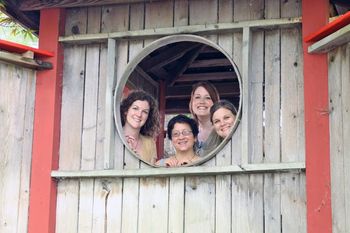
top-left (171, 130), bottom-right (193, 138)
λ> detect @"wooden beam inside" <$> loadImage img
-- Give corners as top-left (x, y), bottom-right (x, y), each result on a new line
top-left (135, 66), bottom-right (158, 87)
top-left (166, 83), bottom-right (240, 99)
top-left (189, 58), bottom-right (232, 68)
top-left (140, 43), bottom-right (198, 71)
top-left (176, 71), bottom-right (236, 83)
top-left (169, 45), bottom-right (204, 86)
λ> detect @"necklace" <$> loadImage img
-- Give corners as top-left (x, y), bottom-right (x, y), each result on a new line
top-left (125, 135), bottom-right (139, 153)
top-left (175, 154), bottom-right (197, 165)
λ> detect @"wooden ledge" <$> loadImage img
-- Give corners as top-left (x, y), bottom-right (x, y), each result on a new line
top-left (59, 17), bottom-right (301, 44)
top-left (308, 24), bottom-right (350, 53)
top-left (51, 162), bottom-right (305, 179)
top-left (0, 50), bottom-right (53, 70)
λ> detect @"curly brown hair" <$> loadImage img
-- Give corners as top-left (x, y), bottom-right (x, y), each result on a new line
top-left (120, 90), bottom-right (160, 137)
top-left (189, 81), bottom-right (220, 122)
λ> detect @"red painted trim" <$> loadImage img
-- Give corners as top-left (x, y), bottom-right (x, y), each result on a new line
top-left (304, 11), bottom-right (350, 42)
top-left (302, 1), bottom-right (333, 233)
top-left (28, 8), bottom-right (65, 233)
top-left (157, 80), bottom-right (166, 158)
top-left (0, 39), bottom-right (54, 58)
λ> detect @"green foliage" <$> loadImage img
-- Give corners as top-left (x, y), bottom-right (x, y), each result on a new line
top-left (0, 3), bottom-right (37, 44)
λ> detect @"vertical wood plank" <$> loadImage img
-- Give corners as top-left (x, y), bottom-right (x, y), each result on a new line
top-left (263, 1), bottom-right (281, 232)
top-left (56, 7), bottom-right (87, 233)
top-left (281, 173), bottom-right (306, 233)
top-left (342, 44), bottom-right (350, 233)
top-left (248, 12), bottom-right (265, 233)
top-left (283, 1), bottom-right (306, 233)
top-left (231, 0), bottom-right (243, 165)
top-left (216, 1), bottom-right (233, 233)
top-left (168, 177), bottom-right (185, 233)
top-left (124, 2), bottom-right (144, 169)
top-left (174, 0), bottom-right (189, 27)
top-left (119, 4), bottom-right (141, 233)
top-left (137, 2), bottom-right (172, 232)
top-left (0, 65), bottom-right (27, 233)
top-left (241, 26), bottom-right (252, 165)
top-left (105, 178), bottom-right (123, 233)
top-left (78, 7), bottom-right (102, 233)
top-left (101, 4), bottom-right (129, 169)
top-left (189, 0), bottom-right (218, 56)
top-left (184, 177), bottom-right (215, 233)
top-left (185, 2), bottom-right (217, 232)
top-left (17, 69), bottom-right (36, 233)
top-left (281, 26), bottom-right (304, 162)
top-left (232, 2), bottom-right (249, 232)
top-left (328, 47), bottom-right (345, 233)
top-left (100, 4), bottom-right (130, 233)
top-left (104, 38), bottom-right (117, 169)
top-left (264, 0), bottom-right (281, 164)
top-left (95, 44), bottom-right (108, 170)
top-left (138, 178), bottom-right (169, 232)
top-left (250, 30), bottom-right (264, 164)
top-left (233, 2), bottom-right (265, 233)
top-left (168, 2), bottom-right (188, 232)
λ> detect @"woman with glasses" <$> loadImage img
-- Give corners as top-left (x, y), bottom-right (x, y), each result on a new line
top-left (121, 90), bottom-right (160, 164)
top-left (189, 82), bottom-right (219, 151)
top-left (156, 115), bottom-right (200, 167)
top-left (201, 100), bottom-right (237, 156)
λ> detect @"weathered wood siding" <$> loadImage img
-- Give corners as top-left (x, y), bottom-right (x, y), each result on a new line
top-left (329, 43), bottom-right (350, 233)
top-left (57, 1), bottom-right (306, 233)
top-left (0, 63), bottom-right (36, 233)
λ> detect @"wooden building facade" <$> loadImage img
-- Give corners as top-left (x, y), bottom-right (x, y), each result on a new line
top-left (0, 0), bottom-right (349, 233)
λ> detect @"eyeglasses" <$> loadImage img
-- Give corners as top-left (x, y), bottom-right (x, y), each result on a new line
top-left (171, 130), bottom-right (193, 138)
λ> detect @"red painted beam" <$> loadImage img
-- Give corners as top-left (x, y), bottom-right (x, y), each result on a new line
top-left (302, 1), bottom-right (333, 233)
top-left (28, 8), bottom-right (65, 233)
top-left (157, 80), bottom-right (166, 158)
top-left (304, 11), bottom-right (350, 43)
top-left (0, 39), bottom-right (54, 58)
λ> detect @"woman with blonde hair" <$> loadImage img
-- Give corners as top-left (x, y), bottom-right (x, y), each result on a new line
top-left (201, 99), bottom-right (237, 156)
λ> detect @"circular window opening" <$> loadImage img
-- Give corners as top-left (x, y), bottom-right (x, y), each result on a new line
top-left (114, 35), bottom-right (242, 167)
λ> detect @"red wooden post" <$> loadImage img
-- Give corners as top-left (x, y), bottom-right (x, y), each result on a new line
top-left (28, 8), bottom-right (65, 233)
top-left (157, 80), bottom-right (166, 158)
top-left (302, 1), bottom-right (333, 233)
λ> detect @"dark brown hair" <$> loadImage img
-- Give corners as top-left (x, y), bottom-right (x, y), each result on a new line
top-left (120, 90), bottom-right (160, 137)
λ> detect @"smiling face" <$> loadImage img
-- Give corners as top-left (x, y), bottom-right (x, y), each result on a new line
top-left (191, 86), bottom-right (214, 118)
top-left (171, 122), bottom-right (196, 153)
top-left (212, 107), bottom-right (236, 138)
top-left (125, 100), bottom-right (150, 130)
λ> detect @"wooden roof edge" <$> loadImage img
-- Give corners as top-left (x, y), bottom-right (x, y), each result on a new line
top-left (2, 0), bottom-right (39, 32)
top-left (19, 0), bottom-right (162, 11)
top-left (304, 11), bottom-right (350, 43)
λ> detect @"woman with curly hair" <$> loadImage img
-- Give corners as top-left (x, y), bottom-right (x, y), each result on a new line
top-left (120, 90), bottom-right (160, 164)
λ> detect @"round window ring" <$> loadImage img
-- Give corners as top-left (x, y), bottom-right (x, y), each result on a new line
top-left (114, 34), bottom-right (242, 167)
